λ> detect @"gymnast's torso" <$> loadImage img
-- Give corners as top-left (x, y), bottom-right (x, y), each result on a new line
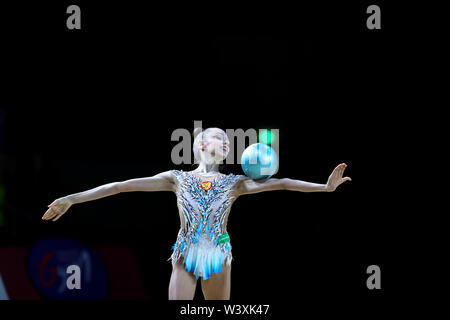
top-left (169, 170), bottom-right (244, 279)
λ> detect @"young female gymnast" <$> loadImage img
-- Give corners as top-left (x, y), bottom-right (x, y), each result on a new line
top-left (42, 127), bottom-right (351, 300)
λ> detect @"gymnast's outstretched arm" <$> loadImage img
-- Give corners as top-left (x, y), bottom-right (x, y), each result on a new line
top-left (42, 170), bottom-right (175, 221)
top-left (234, 163), bottom-right (351, 196)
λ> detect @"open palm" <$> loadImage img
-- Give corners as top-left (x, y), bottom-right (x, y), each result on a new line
top-left (326, 163), bottom-right (352, 192)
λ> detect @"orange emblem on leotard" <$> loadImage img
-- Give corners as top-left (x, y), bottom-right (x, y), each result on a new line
top-left (201, 181), bottom-right (212, 191)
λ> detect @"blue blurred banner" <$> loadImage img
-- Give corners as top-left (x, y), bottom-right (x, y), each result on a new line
top-left (0, 241), bottom-right (147, 300)
top-left (0, 273), bottom-right (9, 300)
top-left (28, 237), bottom-right (108, 300)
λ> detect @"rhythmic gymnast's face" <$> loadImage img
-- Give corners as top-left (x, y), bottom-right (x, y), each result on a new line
top-left (199, 128), bottom-right (230, 164)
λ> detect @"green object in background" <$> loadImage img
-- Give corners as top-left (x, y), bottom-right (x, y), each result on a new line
top-left (259, 129), bottom-right (276, 145)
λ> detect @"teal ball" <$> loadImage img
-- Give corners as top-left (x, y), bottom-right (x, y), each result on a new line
top-left (241, 143), bottom-right (279, 180)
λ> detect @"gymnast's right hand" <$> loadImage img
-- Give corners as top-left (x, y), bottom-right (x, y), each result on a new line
top-left (42, 197), bottom-right (73, 222)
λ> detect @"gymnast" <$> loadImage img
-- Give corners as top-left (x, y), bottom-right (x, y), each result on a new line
top-left (42, 127), bottom-right (351, 300)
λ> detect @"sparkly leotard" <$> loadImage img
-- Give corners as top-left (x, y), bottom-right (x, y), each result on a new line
top-left (169, 170), bottom-right (244, 280)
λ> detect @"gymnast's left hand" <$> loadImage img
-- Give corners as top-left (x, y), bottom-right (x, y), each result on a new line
top-left (326, 163), bottom-right (352, 192)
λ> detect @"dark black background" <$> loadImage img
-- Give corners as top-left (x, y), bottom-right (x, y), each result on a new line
top-left (0, 0), bottom-right (429, 317)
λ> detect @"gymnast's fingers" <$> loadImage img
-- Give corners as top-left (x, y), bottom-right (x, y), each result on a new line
top-left (42, 207), bottom-right (54, 220)
top-left (44, 207), bottom-right (60, 220)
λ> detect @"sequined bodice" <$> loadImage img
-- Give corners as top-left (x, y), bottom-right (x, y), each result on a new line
top-left (171, 170), bottom-right (243, 244)
top-left (169, 170), bottom-right (244, 279)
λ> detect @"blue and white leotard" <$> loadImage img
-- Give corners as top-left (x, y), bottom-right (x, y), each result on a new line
top-left (169, 170), bottom-right (244, 280)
